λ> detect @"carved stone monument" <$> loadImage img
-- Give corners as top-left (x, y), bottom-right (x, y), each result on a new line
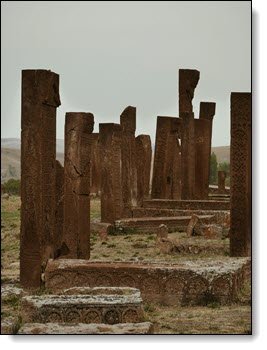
top-left (20, 69), bottom-right (61, 288)
top-left (99, 123), bottom-right (123, 223)
top-left (152, 116), bottom-right (182, 199)
top-left (55, 160), bottom-right (64, 256)
top-left (218, 170), bottom-right (227, 193)
top-left (90, 133), bottom-right (101, 196)
top-left (120, 106), bottom-right (137, 217)
top-left (179, 69), bottom-right (200, 200)
top-left (135, 135), bottom-right (152, 205)
top-left (230, 92), bottom-right (251, 257)
top-left (62, 112), bottom-right (94, 259)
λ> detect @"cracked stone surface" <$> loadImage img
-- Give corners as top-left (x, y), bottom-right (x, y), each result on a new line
top-left (45, 257), bottom-right (250, 306)
top-left (61, 112), bottom-right (94, 259)
top-left (18, 322), bottom-right (154, 334)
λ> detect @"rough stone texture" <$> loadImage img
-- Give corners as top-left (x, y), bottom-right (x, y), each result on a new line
top-left (20, 69), bottom-right (61, 288)
top-left (99, 123), bottom-right (123, 223)
top-left (18, 322), bottom-right (154, 335)
top-left (199, 101), bottom-right (216, 180)
top-left (45, 258), bottom-right (250, 306)
top-left (179, 69), bottom-right (200, 114)
top-left (186, 215), bottom-right (199, 236)
top-left (157, 235), bottom-right (229, 256)
top-left (218, 171), bottom-right (227, 193)
top-left (194, 118), bottom-right (211, 199)
top-left (152, 117), bottom-right (182, 200)
top-left (115, 215), bottom-right (214, 233)
top-left (1, 317), bottom-right (18, 334)
top-left (89, 133), bottom-right (101, 196)
top-left (143, 199), bottom-right (230, 210)
top-left (54, 160), bottom-right (64, 257)
top-left (90, 221), bottom-right (114, 241)
top-left (120, 106), bottom-right (137, 217)
top-left (132, 207), bottom-right (229, 220)
top-left (157, 224), bottom-right (169, 240)
top-left (230, 93), bottom-right (251, 257)
top-left (21, 290), bottom-right (144, 325)
top-left (135, 135), bottom-right (152, 205)
top-left (180, 112), bottom-right (195, 199)
top-left (62, 113), bottom-right (94, 259)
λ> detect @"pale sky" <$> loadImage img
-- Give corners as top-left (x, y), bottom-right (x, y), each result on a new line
top-left (1, 1), bottom-right (251, 146)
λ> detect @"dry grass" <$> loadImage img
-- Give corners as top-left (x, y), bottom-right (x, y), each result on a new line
top-left (1, 196), bottom-right (251, 335)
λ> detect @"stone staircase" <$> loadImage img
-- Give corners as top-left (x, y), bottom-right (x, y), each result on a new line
top-left (18, 287), bottom-right (153, 335)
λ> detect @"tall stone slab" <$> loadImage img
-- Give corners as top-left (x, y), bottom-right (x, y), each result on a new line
top-left (179, 69), bottom-right (200, 200)
top-left (20, 69), bottom-right (61, 288)
top-left (218, 171), bottom-right (226, 193)
top-left (230, 93), bottom-right (251, 257)
top-left (54, 161), bottom-right (64, 257)
top-left (194, 119), bottom-right (211, 199)
top-left (135, 135), bottom-right (152, 205)
top-left (99, 123), bottom-right (123, 223)
top-left (152, 117), bottom-right (182, 200)
top-left (179, 69), bottom-right (200, 114)
top-left (62, 113), bottom-right (94, 259)
top-left (90, 133), bottom-right (101, 196)
top-left (120, 106), bottom-right (137, 217)
top-left (199, 102), bottom-right (216, 184)
top-left (180, 112), bottom-right (195, 199)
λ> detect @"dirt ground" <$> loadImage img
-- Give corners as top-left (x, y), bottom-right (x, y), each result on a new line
top-left (1, 196), bottom-right (251, 334)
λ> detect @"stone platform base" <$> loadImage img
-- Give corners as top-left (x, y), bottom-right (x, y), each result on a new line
top-left (21, 287), bottom-right (144, 325)
top-left (45, 258), bottom-right (250, 306)
top-left (143, 199), bottom-right (230, 210)
top-left (18, 322), bottom-right (154, 334)
top-left (115, 215), bottom-right (214, 233)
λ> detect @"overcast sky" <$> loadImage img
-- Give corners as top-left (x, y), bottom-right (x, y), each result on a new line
top-left (1, 1), bottom-right (251, 147)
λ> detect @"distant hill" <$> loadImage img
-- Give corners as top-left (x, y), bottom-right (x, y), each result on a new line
top-left (211, 146), bottom-right (230, 163)
top-left (1, 138), bottom-right (230, 183)
top-left (1, 138), bottom-right (64, 183)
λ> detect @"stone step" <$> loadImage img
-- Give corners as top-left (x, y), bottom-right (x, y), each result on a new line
top-left (115, 215), bottom-right (215, 233)
top-left (45, 258), bottom-right (251, 306)
top-left (21, 287), bottom-right (144, 325)
top-left (132, 207), bottom-right (229, 221)
top-left (143, 199), bottom-right (230, 210)
top-left (18, 322), bottom-right (154, 334)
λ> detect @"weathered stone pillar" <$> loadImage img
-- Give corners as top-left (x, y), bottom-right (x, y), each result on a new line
top-left (120, 106), bottom-right (137, 217)
top-left (194, 118), bottom-right (211, 199)
top-left (180, 112), bottom-right (195, 199)
top-left (179, 69), bottom-right (200, 200)
top-left (99, 123), bottom-right (123, 223)
top-left (90, 133), bottom-right (101, 196)
top-left (62, 113), bottom-right (94, 259)
top-left (230, 92), bottom-right (251, 257)
top-left (152, 116), bottom-right (182, 200)
top-left (135, 135), bottom-right (152, 205)
top-left (199, 102), bottom-right (216, 163)
top-left (20, 69), bottom-right (61, 288)
top-left (218, 170), bottom-right (226, 193)
top-left (179, 69), bottom-right (200, 114)
top-left (54, 160), bottom-right (64, 257)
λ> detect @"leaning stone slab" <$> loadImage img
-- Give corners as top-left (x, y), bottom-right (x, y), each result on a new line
top-left (45, 258), bottom-right (250, 306)
top-left (18, 322), bottom-right (154, 334)
top-left (21, 287), bottom-right (144, 324)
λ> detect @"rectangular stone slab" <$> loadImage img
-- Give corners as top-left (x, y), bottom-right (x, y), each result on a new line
top-left (18, 322), bottom-right (154, 334)
top-left (114, 215), bottom-right (215, 233)
top-left (21, 288), bottom-right (144, 325)
top-left (143, 199), bottom-right (230, 210)
top-left (45, 258), bottom-right (250, 306)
